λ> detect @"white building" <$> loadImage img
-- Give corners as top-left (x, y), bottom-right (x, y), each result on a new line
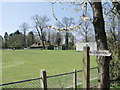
top-left (75, 42), bottom-right (97, 51)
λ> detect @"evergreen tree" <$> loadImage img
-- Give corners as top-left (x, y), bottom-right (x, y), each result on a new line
top-left (4, 32), bottom-right (9, 49)
top-left (27, 31), bottom-right (35, 47)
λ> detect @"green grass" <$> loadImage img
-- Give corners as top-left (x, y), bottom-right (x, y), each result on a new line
top-left (2, 50), bottom-right (97, 83)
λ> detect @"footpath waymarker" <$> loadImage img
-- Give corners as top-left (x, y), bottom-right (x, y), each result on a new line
top-left (82, 46), bottom-right (111, 89)
top-left (89, 50), bottom-right (111, 56)
top-left (83, 46), bottom-right (90, 89)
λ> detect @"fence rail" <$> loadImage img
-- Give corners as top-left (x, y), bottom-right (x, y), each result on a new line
top-left (47, 67), bottom-right (98, 78)
top-left (0, 77), bottom-right (42, 86)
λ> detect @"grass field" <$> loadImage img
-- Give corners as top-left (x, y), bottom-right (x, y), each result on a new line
top-left (2, 50), bottom-right (97, 83)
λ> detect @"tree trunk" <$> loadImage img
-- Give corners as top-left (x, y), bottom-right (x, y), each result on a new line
top-left (42, 40), bottom-right (46, 49)
top-left (90, 1), bottom-right (111, 89)
top-left (23, 31), bottom-right (26, 48)
top-left (85, 34), bottom-right (88, 42)
top-left (65, 32), bottom-right (69, 50)
top-left (41, 35), bottom-right (46, 49)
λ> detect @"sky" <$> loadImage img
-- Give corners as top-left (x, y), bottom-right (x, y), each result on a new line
top-left (0, 1), bottom-right (82, 37)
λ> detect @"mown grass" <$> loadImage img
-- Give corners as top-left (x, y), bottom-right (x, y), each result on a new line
top-left (2, 50), bottom-right (97, 83)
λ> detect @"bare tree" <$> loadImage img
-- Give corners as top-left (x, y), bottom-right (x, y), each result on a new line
top-left (112, 2), bottom-right (120, 18)
top-left (112, 2), bottom-right (120, 60)
top-left (47, 30), bottom-right (51, 45)
top-left (33, 15), bottom-right (50, 49)
top-left (51, 32), bottom-right (57, 45)
top-left (106, 12), bottom-right (120, 84)
top-left (78, 20), bottom-right (93, 42)
top-left (105, 2), bottom-right (120, 81)
top-left (55, 32), bottom-right (63, 46)
top-left (56, 17), bottom-right (75, 49)
top-left (68, 32), bottom-right (75, 49)
top-left (20, 22), bottom-right (29, 48)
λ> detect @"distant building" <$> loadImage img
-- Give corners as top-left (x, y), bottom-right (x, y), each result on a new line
top-left (30, 42), bottom-right (63, 50)
top-left (30, 44), bottom-right (43, 49)
top-left (30, 42), bottom-right (49, 49)
top-left (75, 42), bottom-right (97, 51)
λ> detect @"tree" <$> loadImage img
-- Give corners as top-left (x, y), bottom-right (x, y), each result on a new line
top-left (27, 31), bottom-right (35, 47)
top-left (68, 33), bottom-right (75, 49)
top-left (47, 30), bottom-right (51, 45)
top-left (0, 35), bottom-right (3, 49)
top-left (104, 1), bottom-right (120, 84)
top-left (106, 13), bottom-right (120, 85)
top-left (112, 2), bottom-right (120, 18)
top-left (50, 32), bottom-right (57, 45)
top-left (56, 17), bottom-right (75, 49)
top-left (106, 13), bottom-right (118, 59)
top-left (70, 1), bottom-right (115, 88)
top-left (33, 15), bottom-right (50, 49)
top-left (52, 2), bottom-right (112, 88)
top-left (76, 2), bottom-right (94, 42)
top-left (20, 22), bottom-right (29, 48)
top-left (4, 32), bottom-right (9, 49)
top-left (55, 32), bottom-right (63, 46)
top-left (90, 1), bottom-right (112, 88)
top-left (112, 2), bottom-right (120, 79)
top-left (8, 30), bottom-right (24, 49)
top-left (8, 33), bottom-right (14, 48)
top-left (78, 20), bottom-right (93, 42)
top-left (112, 2), bottom-right (120, 60)
top-left (14, 30), bottom-right (21, 35)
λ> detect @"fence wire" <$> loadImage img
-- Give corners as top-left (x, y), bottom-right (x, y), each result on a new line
top-left (75, 68), bottom-right (98, 88)
top-left (47, 73), bottom-right (73, 88)
top-left (2, 67), bottom-right (118, 89)
top-left (90, 69), bottom-right (98, 88)
top-left (47, 67), bottom-right (99, 88)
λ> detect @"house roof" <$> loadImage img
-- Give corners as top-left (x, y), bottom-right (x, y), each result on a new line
top-left (30, 42), bottom-right (49, 48)
top-left (30, 44), bottom-right (43, 48)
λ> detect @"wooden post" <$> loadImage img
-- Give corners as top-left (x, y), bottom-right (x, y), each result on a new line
top-left (40, 69), bottom-right (47, 90)
top-left (83, 46), bottom-right (90, 89)
top-left (73, 69), bottom-right (77, 90)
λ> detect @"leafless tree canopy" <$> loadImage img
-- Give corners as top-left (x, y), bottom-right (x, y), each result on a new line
top-left (20, 22), bottom-right (29, 48)
top-left (33, 15), bottom-right (50, 49)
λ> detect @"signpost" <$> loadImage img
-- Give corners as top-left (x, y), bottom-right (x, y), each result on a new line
top-left (83, 46), bottom-right (90, 89)
top-left (83, 46), bottom-right (111, 89)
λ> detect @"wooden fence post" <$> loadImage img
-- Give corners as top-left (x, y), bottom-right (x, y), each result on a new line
top-left (83, 46), bottom-right (90, 89)
top-left (40, 69), bottom-right (47, 90)
top-left (73, 69), bottom-right (77, 90)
